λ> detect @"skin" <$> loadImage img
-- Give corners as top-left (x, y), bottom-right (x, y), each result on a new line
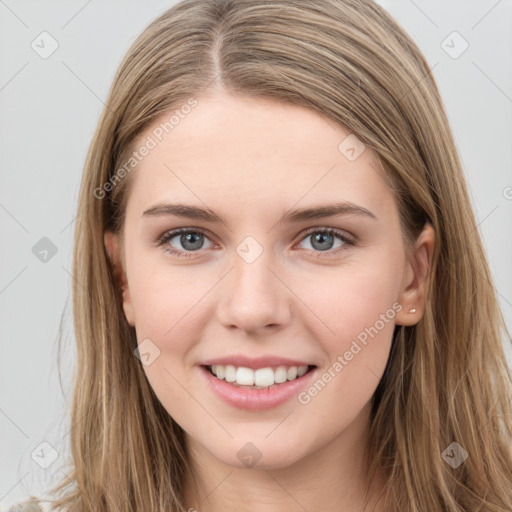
top-left (105, 90), bottom-right (434, 512)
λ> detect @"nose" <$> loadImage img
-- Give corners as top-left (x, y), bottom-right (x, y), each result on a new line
top-left (216, 249), bottom-right (292, 335)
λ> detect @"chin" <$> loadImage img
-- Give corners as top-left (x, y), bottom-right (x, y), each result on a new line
top-left (207, 435), bottom-right (310, 471)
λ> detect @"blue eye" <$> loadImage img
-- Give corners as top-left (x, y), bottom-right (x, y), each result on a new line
top-left (157, 228), bottom-right (214, 258)
top-left (157, 227), bottom-right (354, 259)
top-left (298, 227), bottom-right (353, 254)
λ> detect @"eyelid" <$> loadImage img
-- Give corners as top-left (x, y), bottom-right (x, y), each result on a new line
top-left (156, 225), bottom-right (355, 257)
top-left (298, 226), bottom-right (355, 244)
top-left (156, 226), bottom-right (216, 246)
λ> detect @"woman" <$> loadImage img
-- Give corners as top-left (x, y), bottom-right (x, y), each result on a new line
top-left (10, 0), bottom-right (512, 510)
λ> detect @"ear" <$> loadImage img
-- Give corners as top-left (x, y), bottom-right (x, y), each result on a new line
top-left (395, 222), bottom-right (435, 326)
top-left (104, 230), bottom-right (135, 327)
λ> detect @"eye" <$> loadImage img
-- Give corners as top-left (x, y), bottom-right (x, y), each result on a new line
top-left (157, 228), bottom-right (214, 258)
top-left (156, 226), bottom-right (354, 259)
top-left (296, 227), bottom-right (354, 257)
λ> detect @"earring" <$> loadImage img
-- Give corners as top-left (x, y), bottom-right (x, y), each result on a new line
top-left (408, 308), bottom-right (417, 314)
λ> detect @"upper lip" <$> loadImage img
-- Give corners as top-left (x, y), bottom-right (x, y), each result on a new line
top-left (200, 355), bottom-right (316, 370)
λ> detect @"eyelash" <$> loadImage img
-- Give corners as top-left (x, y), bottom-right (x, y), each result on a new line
top-left (156, 227), bottom-right (355, 259)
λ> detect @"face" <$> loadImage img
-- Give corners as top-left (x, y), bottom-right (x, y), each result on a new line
top-left (105, 91), bottom-right (433, 471)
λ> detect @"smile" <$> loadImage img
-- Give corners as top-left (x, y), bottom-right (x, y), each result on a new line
top-left (206, 364), bottom-right (313, 388)
top-left (199, 364), bottom-right (318, 411)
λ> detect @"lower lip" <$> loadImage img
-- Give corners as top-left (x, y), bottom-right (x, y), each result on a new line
top-left (199, 365), bottom-right (317, 411)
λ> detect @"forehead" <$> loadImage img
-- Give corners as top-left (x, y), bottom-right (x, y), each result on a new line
top-left (125, 92), bottom-right (392, 215)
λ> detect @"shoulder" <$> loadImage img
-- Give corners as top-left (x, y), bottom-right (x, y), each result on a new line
top-left (6, 499), bottom-right (49, 512)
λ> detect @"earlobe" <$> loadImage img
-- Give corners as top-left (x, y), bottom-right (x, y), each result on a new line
top-left (104, 231), bottom-right (136, 327)
top-left (395, 222), bottom-right (435, 326)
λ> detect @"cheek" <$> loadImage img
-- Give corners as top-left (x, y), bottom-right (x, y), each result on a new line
top-left (127, 251), bottom-right (208, 343)
top-left (299, 252), bottom-right (403, 341)
top-left (293, 256), bottom-right (401, 409)
top-left (130, 268), bottom-right (205, 422)
top-left (295, 303), bottom-right (396, 438)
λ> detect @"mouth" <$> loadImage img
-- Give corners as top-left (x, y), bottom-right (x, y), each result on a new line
top-left (201, 363), bottom-right (317, 389)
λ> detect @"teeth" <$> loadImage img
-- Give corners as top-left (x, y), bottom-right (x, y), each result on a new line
top-left (254, 367), bottom-right (274, 387)
top-left (287, 366), bottom-right (297, 380)
top-left (236, 366), bottom-right (255, 385)
top-left (209, 364), bottom-right (311, 387)
top-left (225, 365), bottom-right (236, 382)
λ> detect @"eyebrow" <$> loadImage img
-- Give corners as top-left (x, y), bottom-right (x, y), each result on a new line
top-left (142, 201), bottom-right (377, 228)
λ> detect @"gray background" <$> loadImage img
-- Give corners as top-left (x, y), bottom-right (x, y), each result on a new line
top-left (1, 0), bottom-right (511, 508)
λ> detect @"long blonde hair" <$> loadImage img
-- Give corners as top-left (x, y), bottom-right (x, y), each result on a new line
top-left (33, 0), bottom-right (512, 510)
